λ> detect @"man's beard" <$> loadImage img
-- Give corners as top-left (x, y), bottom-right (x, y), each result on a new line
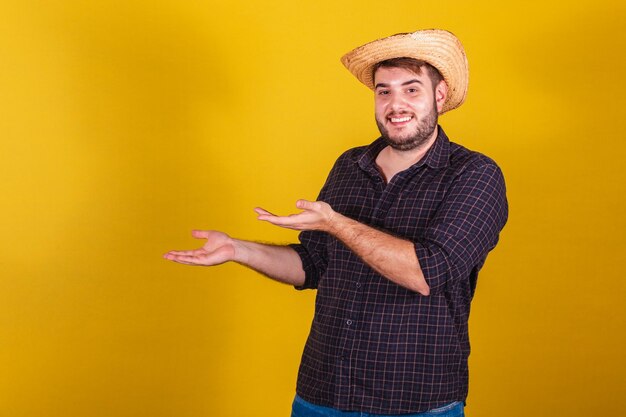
top-left (376, 102), bottom-right (439, 151)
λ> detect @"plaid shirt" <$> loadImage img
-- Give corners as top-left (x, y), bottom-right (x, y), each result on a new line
top-left (290, 127), bottom-right (508, 414)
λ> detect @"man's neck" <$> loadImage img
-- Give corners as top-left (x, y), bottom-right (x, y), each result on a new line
top-left (375, 128), bottom-right (439, 183)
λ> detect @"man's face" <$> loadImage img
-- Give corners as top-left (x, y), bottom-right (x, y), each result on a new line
top-left (374, 66), bottom-right (444, 151)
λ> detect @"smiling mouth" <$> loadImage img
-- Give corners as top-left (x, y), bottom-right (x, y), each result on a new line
top-left (388, 115), bottom-right (413, 125)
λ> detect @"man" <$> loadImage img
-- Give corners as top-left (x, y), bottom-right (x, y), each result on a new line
top-left (165, 29), bottom-right (508, 417)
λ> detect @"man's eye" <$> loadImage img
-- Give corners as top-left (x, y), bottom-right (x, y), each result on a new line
top-left (377, 90), bottom-right (390, 95)
top-left (407, 88), bottom-right (418, 93)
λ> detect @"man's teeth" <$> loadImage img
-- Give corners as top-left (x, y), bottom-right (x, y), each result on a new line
top-left (390, 116), bottom-right (412, 123)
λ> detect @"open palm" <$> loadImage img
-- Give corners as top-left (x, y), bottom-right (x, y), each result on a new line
top-left (164, 230), bottom-right (235, 266)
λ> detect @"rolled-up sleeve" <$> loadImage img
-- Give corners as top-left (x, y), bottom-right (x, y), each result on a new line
top-left (290, 230), bottom-right (328, 290)
top-left (413, 162), bottom-right (508, 293)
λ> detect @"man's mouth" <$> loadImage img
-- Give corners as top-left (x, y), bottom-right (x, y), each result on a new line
top-left (388, 115), bottom-right (413, 125)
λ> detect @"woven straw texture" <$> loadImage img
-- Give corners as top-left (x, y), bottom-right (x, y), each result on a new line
top-left (341, 30), bottom-right (469, 113)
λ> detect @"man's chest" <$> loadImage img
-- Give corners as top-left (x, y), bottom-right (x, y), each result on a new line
top-left (323, 166), bottom-right (455, 238)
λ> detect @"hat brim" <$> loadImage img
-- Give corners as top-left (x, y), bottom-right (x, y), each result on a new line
top-left (340, 30), bottom-right (469, 114)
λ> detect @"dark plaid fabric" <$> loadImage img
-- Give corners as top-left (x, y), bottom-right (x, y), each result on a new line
top-left (290, 127), bottom-right (508, 414)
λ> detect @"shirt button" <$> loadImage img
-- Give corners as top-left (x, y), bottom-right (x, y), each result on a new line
top-left (346, 320), bottom-right (353, 326)
top-left (356, 282), bottom-right (361, 288)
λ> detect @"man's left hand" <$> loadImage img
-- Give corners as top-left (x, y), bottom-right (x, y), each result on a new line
top-left (255, 200), bottom-right (337, 232)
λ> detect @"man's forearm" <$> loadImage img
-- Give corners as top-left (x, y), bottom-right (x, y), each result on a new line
top-left (255, 200), bottom-right (428, 294)
top-left (232, 240), bottom-right (306, 286)
top-left (328, 213), bottom-right (430, 295)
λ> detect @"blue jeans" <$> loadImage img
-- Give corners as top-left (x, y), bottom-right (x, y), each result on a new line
top-left (291, 395), bottom-right (464, 417)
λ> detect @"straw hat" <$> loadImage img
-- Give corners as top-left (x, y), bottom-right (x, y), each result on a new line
top-left (340, 29), bottom-right (469, 113)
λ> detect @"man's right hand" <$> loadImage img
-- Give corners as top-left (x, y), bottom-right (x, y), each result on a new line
top-left (163, 230), bottom-right (236, 266)
top-left (163, 214), bottom-right (306, 286)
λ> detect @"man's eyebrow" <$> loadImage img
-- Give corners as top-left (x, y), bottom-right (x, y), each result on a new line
top-left (374, 79), bottom-right (423, 89)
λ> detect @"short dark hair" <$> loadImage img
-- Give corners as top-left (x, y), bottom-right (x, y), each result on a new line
top-left (372, 57), bottom-right (444, 89)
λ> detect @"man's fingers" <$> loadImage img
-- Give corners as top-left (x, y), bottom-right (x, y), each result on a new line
top-left (295, 199), bottom-right (314, 210)
top-left (164, 253), bottom-right (192, 262)
top-left (257, 212), bottom-right (305, 229)
top-left (164, 254), bottom-right (201, 265)
top-left (164, 247), bottom-right (232, 266)
top-left (165, 249), bottom-right (202, 256)
top-left (254, 207), bottom-right (275, 216)
top-left (257, 212), bottom-right (299, 223)
top-left (191, 230), bottom-right (211, 239)
top-left (259, 215), bottom-right (287, 225)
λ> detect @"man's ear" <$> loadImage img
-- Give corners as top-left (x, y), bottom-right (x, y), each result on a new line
top-left (435, 80), bottom-right (448, 113)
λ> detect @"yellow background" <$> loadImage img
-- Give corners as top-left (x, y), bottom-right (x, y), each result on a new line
top-left (1, 0), bottom-right (625, 416)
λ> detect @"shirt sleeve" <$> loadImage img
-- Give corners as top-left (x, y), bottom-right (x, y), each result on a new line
top-left (290, 230), bottom-right (328, 290)
top-left (413, 161), bottom-right (508, 294)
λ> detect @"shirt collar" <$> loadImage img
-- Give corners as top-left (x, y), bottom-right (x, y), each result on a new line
top-left (356, 126), bottom-right (451, 174)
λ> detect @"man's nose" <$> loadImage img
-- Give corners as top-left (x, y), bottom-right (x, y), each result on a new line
top-left (389, 93), bottom-right (406, 110)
